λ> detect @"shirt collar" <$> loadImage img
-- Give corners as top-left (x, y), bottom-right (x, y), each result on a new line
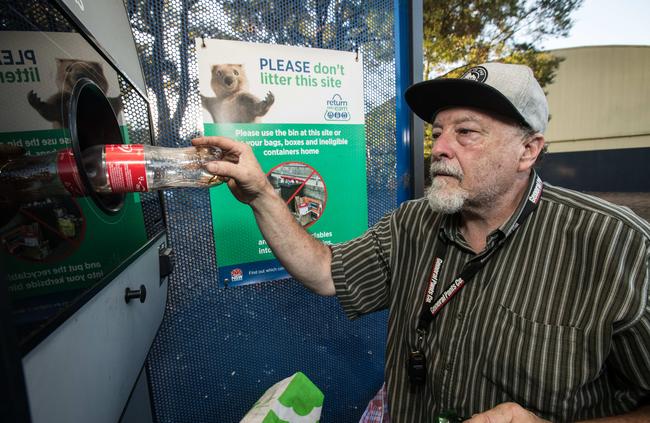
top-left (439, 170), bottom-right (543, 250)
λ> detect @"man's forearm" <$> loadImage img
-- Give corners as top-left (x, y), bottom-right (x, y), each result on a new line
top-left (193, 135), bottom-right (336, 295)
top-left (250, 185), bottom-right (335, 296)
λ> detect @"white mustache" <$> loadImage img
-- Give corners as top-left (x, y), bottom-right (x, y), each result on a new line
top-left (429, 161), bottom-right (463, 181)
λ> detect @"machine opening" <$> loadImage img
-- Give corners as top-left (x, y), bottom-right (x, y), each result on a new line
top-left (70, 78), bottom-right (125, 214)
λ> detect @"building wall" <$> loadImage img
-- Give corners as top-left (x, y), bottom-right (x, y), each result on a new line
top-left (539, 45), bottom-right (650, 222)
top-left (545, 45), bottom-right (650, 153)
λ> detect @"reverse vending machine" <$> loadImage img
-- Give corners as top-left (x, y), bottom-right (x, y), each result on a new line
top-left (0, 0), bottom-right (170, 421)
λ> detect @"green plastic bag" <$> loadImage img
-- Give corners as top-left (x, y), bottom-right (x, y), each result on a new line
top-left (240, 372), bottom-right (324, 423)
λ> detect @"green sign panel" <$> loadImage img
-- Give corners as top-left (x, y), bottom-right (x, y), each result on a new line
top-left (197, 39), bottom-right (368, 286)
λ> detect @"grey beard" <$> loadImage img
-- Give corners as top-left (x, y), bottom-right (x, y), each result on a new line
top-left (426, 161), bottom-right (468, 214)
top-left (426, 182), bottom-right (468, 214)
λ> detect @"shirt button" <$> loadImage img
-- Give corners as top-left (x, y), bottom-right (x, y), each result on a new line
top-left (444, 362), bottom-right (453, 371)
top-left (457, 312), bottom-right (464, 320)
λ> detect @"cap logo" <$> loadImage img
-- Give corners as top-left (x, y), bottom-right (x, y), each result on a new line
top-left (461, 66), bottom-right (488, 83)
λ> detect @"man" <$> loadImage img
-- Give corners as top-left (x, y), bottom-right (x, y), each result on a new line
top-left (193, 62), bottom-right (650, 422)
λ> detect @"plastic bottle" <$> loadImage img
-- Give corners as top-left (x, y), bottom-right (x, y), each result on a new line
top-left (0, 144), bottom-right (224, 202)
top-left (81, 144), bottom-right (225, 193)
top-left (0, 148), bottom-right (85, 203)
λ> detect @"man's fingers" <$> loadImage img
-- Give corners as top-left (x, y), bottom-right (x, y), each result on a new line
top-left (192, 136), bottom-right (242, 151)
top-left (196, 136), bottom-right (267, 202)
top-left (465, 411), bottom-right (507, 423)
top-left (205, 160), bottom-right (242, 180)
top-left (464, 403), bottom-right (545, 423)
top-left (193, 136), bottom-right (252, 164)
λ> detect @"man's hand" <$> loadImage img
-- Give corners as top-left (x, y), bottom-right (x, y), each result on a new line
top-left (191, 136), bottom-right (273, 206)
top-left (464, 403), bottom-right (549, 423)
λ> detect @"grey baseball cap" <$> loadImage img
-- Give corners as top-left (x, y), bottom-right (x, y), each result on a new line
top-left (404, 62), bottom-right (549, 133)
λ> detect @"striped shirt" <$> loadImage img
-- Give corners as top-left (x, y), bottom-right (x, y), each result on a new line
top-left (331, 172), bottom-right (650, 422)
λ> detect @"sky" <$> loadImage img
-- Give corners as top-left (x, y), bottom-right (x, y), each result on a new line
top-left (541, 0), bottom-right (650, 50)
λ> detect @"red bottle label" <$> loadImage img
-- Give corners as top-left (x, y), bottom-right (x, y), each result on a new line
top-left (105, 144), bottom-right (148, 193)
top-left (57, 148), bottom-right (86, 196)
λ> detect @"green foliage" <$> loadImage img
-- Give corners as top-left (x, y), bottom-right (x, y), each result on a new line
top-left (220, 0), bottom-right (392, 64)
top-left (421, 0), bottom-right (583, 175)
top-left (127, 0), bottom-right (395, 138)
top-left (422, 0), bottom-right (582, 78)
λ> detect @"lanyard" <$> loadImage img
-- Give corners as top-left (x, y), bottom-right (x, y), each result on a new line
top-left (417, 175), bottom-right (544, 334)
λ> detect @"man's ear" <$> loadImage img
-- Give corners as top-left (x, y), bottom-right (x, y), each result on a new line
top-left (518, 134), bottom-right (545, 172)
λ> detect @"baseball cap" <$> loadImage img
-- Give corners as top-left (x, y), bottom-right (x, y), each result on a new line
top-left (404, 62), bottom-right (549, 133)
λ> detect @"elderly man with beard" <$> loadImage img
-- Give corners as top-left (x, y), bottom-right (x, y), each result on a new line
top-left (194, 62), bottom-right (650, 423)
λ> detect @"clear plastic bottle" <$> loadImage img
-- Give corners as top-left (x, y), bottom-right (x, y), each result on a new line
top-left (82, 144), bottom-right (225, 193)
top-left (0, 148), bottom-right (85, 203)
top-left (0, 144), bottom-right (224, 203)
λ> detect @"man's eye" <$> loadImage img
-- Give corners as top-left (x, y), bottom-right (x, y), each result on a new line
top-left (431, 132), bottom-right (441, 139)
top-left (458, 128), bottom-right (473, 135)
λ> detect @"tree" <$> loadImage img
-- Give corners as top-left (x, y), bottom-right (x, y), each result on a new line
top-left (421, 0), bottom-right (584, 184)
top-left (126, 0), bottom-right (394, 143)
top-left (423, 0), bottom-right (583, 78)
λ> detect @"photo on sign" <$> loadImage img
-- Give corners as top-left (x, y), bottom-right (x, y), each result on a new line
top-left (200, 63), bottom-right (275, 123)
top-left (267, 162), bottom-right (326, 228)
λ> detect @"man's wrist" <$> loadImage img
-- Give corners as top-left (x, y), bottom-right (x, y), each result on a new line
top-left (248, 182), bottom-right (280, 212)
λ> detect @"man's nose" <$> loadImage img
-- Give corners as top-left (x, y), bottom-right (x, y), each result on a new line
top-left (431, 131), bottom-right (454, 160)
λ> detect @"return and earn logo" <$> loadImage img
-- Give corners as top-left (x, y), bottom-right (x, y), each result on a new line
top-left (324, 94), bottom-right (350, 121)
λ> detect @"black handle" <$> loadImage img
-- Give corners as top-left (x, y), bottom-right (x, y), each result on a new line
top-left (125, 285), bottom-right (147, 304)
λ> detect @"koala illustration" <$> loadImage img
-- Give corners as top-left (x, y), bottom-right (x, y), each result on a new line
top-left (27, 59), bottom-right (122, 128)
top-left (200, 64), bottom-right (274, 123)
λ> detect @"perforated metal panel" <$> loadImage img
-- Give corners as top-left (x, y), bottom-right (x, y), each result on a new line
top-left (126, 1), bottom-right (399, 421)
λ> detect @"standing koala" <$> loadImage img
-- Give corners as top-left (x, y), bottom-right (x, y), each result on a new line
top-left (27, 59), bottom-right (122, 128)
top-left (201, 64), bottom-right (274, 123)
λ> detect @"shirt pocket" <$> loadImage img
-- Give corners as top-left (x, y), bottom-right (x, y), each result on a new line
top-left (481, 304), bottom-right (584, 419)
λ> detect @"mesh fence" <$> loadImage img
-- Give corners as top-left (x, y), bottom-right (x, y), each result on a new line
top-left (126, 1), bottom-right (399, 421)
